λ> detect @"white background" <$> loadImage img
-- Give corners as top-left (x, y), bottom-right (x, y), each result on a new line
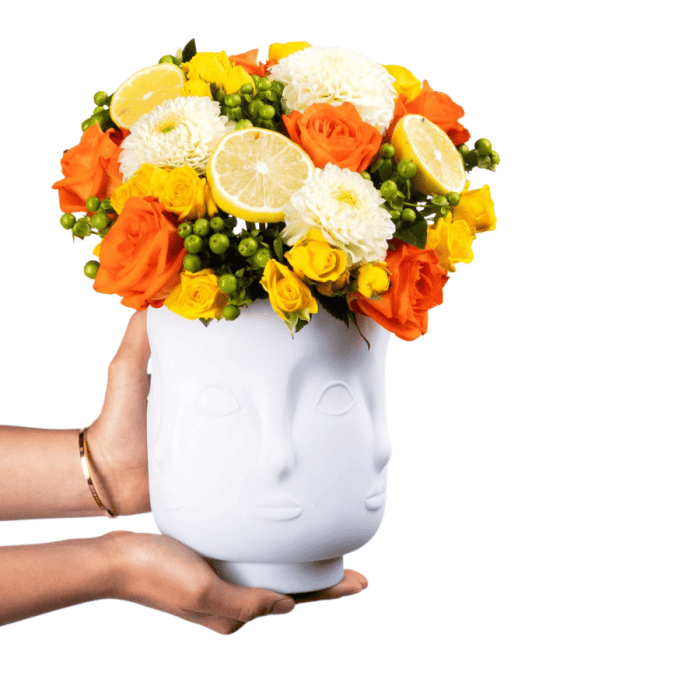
top-left (0, 1), bottom-right (698, 698)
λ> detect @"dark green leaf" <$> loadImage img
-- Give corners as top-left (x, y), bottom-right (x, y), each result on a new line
top-left (273, 236), bottom-right (284, 262)
top-left (393, 219), bottom-right (428, 249)
top-left (182, 39), bottom-right (197, 63)
top-left (199, 317), bottom-right (212, 328)
top-left (349, 311), bottom-right (371, 350)
top-left (318, 294), bottom-right (350, 327)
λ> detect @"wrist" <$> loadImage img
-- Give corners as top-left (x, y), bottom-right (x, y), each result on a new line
top-left (99, 530), bottom-right (137, 599)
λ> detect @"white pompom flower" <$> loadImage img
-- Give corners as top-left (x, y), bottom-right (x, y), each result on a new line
top-left (118, 96), bottom-right (231, 180)
top-left (281, 164), bottom-right (395, 267)
top-left (268, 46), bottom-right (397, 134)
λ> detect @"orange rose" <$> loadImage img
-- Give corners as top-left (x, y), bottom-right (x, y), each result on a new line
top-left (93, 197), bottom-right (185, 310)
top-left (387, 81), bottom-right (470, 146)
top-left (229, 48), bottom-right (267, 77)
top-left (349, 241), bottom-right (448, 341)
top-left (283, 103), bottom-right (382, 172)
top-left (52, 124), bottom-right (127, 213)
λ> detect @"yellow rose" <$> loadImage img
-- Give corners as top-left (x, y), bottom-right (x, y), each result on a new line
top-left (92, 243), bottom-right (101, 258)
top-left (317, 270), bottom-right (351, 297)
top-left (356, 261), bottom-right (391, 299)
top-left (159, 166), bottom-right (216, 220)
top-left (268, 42), bottom-right (311, 62)
top-left (426, 213), bottom-right (476, 272)
top-left (452, 183), bottom-right (497, 233)
top-left (285, 229), bottom-right (347, 283)
top-left (223, 65), bottom-right (256, 95)
top-left (164, 269), bottom-right (229, 320)
top-left (182, 51), bottom-right (230, 87)
top-left (182, 78), bottom-right (212, 98)
top-left (261, 259), bottom-right (318, 331)
top-left (110, 164), bottom-right (169, 214)
top-left (383, 65), bottom-right (422, 101)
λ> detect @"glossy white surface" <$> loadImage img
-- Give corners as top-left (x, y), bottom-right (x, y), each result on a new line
top-left (147, 301), bottom-right (391, 593)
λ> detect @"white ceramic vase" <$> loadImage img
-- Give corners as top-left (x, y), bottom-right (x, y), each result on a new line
top-left (146, 301), bottom-right (391, 594)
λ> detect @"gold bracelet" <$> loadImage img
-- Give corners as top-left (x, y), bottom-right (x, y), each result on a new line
top-left (78, 427), bottom-right (118, 518)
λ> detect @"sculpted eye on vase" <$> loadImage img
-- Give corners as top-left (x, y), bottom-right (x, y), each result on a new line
top-left (147, 300), bottom-right (392, 593)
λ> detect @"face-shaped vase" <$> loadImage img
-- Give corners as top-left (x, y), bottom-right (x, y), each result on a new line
top-left (147, 302), bottom-right (391, 593)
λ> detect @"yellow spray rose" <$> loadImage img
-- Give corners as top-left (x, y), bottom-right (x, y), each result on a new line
top-left (268, 42), bottom-right (311, 62)
top-left (316, 270), bottom-right (351, 297)
top-left (426, 213), bottom-right (476, 272)
top-left (285, 229), bottom-right (347, 283)
top-left (110, 164), bottom-right (169, 213)
top-left (182, 51), bottom-right (230, 87)
top-left (384, 65), bottom-right (422, 101)
top-left (182, 78), bottom-right (212, 98)
top-left (453, 183), bottom-right (497, 233)
top-left (223, 65), bottom-right (255, 95)
top-left (164, 269), bottom-right (229, 320)
top-left (159, 166), bottom-right (217, 220)
top-left (356, 261), bottom-right (391, 299)
top-left (261, 259), bottom-right (318, 331)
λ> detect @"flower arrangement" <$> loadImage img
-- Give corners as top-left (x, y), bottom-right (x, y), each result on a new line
top-left (53, 39), bottom-right (499, 341)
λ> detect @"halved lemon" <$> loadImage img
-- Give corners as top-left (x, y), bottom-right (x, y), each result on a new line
top-left (110, 64), bottom-right (185, 130)
top-left (390, 114), bottom-right (467, 196)
top-left (206, 128), bottom-right (315, 223)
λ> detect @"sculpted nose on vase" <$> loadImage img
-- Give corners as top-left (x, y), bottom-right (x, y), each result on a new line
top-left (259, 437), bottom-right (296, 481)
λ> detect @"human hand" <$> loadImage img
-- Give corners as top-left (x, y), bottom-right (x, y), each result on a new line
top-left (88, 311), bottom-right (151, 516)
top-left (105, 531), bottom-right (368, 634)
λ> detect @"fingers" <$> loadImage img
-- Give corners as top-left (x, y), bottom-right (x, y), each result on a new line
top-left (201, 579), bottom-right (296, 624)
top-left (291, 569), bottom-right (369, 604)
top-left (111, 310), bottom-right (150, 373)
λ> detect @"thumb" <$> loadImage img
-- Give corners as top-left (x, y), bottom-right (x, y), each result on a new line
top-left (111, 310), bottom-right (150, 373)
top-left (203, 581), bottom-right (296, 623)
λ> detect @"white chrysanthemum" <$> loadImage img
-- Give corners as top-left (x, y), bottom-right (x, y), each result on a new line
top-left (269, 46), bottom-right (397, 134)
top-left (282, 164), bottom-right (395, 267)
top-left (119, 96), bottom-right (231, 180)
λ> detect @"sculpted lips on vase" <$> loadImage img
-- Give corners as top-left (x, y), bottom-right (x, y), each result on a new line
top-left (253, 493), bottom-right (304, 521)
top-left (364, 482), bottom-right (387, 511)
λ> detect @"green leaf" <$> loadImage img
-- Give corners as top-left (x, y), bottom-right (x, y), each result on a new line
top-left (393, 219), bottom-right (428, 249)
top-left (349, 311), bottom-right (370, 350)
top-left (199, 317), bottom-right (212, 328)
top-left (318, 294), bottom-right (350, 327)
top-left (182, 39), bottom-right (197, 63)
top-left (273, 236), bottom-right (284, 262)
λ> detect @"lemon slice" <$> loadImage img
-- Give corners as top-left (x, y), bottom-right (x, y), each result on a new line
top-left (391, 114), bottom-right (467, 196)
top-left (206, 128), bottom-right (314, 223)
top-left (110, 64), bottom-right (185, 129)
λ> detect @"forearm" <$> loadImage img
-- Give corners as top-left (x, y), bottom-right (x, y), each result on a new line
top-left (0, 535), bottom-right (114, 626)
top-left (0, 426), bottom-right (107, 519)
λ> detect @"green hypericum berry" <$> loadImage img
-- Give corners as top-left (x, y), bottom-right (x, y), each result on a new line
top-left (236, 119), bottom-right (254, 130)
top-left (400, 208), bottom-right (416, 223)
top-left (178, 221), bottom-right (193, 239)
top-left (222, 304), bottom-right (241, 321)
top-left (81, 118), bottom-right (92, 132)
top-left (396, 159), bottom-right (417, 179)
top-left (99, 198), bottom-right (113, 212)
top-left (159, 55), bottom-right (176, 64)
top-left (218, 274), bottom-right (238, 294)
top-left (93, 111), bottom-right (111, 130)
top-left (93, 106), bottom-right (105, 115)
top-left (259, 119), bottom-right (275, 130)
top-left (257, 77), bottom-right (272, 91)
top-left (431, 195), bottom-right (448, 207)
top-left (60, 213), bottom-right (77, 230)
top-left (475, 138), bottom-right (492, 156)
top-left (259, 104), bottom-right (276, 120)
top-left (239, 83), bottom-right (255, 95)
top-left (388, 208), bottom-right (401, 221)
top-left (446, 191), bottom-right (461, 207)
top-left (90, 211), bottom-right (110, 230)
top-left (458, 143), bottom-right (471, 159)
top-left (248, 100), bottom-right (262, 118)
top-left (251, 248), bottom-right (270, 268)
top-left (490, 151), bottom-right (500, 165)
top-left (226, 107), bottom-right (242, 121)
top-left (93, 91), bottom-right (109, 107)
top-left (184, 234), bottom-right (203, 254)
top-left (193, 218), bottom-right (210, 237)
top-left (85, 196), bottom-right (100, 212)
top-left (73, 220), bottom-right (91, 238)
top-left (214, 89), bottom-right (226, 103)
top-left (263, 90), bottom-right (277, 102)
top-left (380, 143), bottom-right (395, 158)
top-left (271, 80), bottom-right (284, 94)
top-left (209, 233), bottom-right (230, 254)
top-left (238, 237), bottom-right (258, 257)
top-left (359, 171), bottom-right (372, 180)
top-left (380, 180), bottom-right (398, 200)
top-left (183, 254), bottom-right (202, 272)
top-left (225, 93), bottom-right (242, 107)
top-left (210, 216), bottom-right (225, 232)
top-left (84, 260), bottom-right (100, 279)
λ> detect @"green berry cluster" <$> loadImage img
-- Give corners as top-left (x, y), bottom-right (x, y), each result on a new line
top-left (81, 91), bottom-right (117, 133)
top-left (158, 54), bottom-right (183, 67)
top-left (459, 138), bottom-right (500, 172)
top-left (214, 76), bottom-right (285, 131)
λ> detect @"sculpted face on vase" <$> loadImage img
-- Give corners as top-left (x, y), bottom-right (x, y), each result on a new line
top-left (147, 300), bottom-right (392, 593)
